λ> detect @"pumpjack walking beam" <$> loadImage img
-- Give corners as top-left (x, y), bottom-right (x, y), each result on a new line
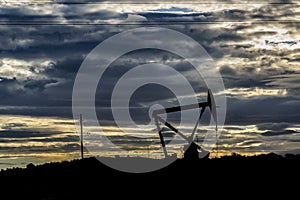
top-left (152, 89), bottom-right (217, 158)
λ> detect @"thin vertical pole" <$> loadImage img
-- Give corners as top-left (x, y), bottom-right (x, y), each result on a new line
top-left (80, 114), bottom-right (84, 159)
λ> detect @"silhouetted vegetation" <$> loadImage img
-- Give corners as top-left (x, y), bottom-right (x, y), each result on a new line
top-left (1, 153), bottom-right (299, 199)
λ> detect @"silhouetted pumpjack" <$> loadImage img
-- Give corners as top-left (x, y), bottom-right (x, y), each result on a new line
top-left (152, 89), bottom-right (217, 160)
top-left (183, 142), bottom-right (209, 160)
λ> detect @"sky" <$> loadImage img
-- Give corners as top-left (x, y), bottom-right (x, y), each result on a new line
top-left (0, 0), bottom-right (299, 169)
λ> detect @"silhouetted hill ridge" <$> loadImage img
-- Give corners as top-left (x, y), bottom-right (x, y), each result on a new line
top-left (1, 153), bottom-right (300, 199)
top-left (1, 152), bottom-right (300, 177)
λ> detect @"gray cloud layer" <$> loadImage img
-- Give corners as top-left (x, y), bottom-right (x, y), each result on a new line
top-left (0, 1), bottom-right (299, 125)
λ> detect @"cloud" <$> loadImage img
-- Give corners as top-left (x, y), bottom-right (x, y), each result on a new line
top-left (1, 122), bottom-right (27, 130)
top-left (0, 58), bottom-right (53, 80)
top-left (0, 106), bottom-right (73, 118)
top-left (262, 129), bottom-right (297, 136)
top-left (0, 1), bottom-right (298, 163)
top-left (0, 1), bottom-right (298, 125)
top-left (256, 122), bottom-right (292, 131)
top-left (265, 74), bottom-right (300, 89)
top-left (106, 132), bottom-right (181, 151)
top-left (280, 100), bottom-right (300, 106)
top-left (226, 96), bottom-right (300, 124)
top-left (125, 14), bottom-right (147, 22)
top-left (0, 143), bottom-right (81, 153)
top-left (24, 79), bottom-right (58, 90)
top-left (219, 66), bottom-right (237, 76)
top-left (0, 130), bottom-right (58, 138)
top-left (224, 87), bottom-right (287, 98)
top-left (1, 1), bottom-right (295, 26)
top-left (0, 115), bottom-right (81, 163)
top-left (0, 135), bottom-right (79, 143)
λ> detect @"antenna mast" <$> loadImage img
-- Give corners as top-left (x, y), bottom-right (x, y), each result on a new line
top-left (80, 114), bottom-right (84, 159)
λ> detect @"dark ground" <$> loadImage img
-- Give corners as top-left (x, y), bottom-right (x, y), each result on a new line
top-left (0, 153), bottom-right (299, 199)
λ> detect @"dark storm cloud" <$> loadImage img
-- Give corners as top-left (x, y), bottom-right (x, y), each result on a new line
top-left (219, 66), bottom-right (237, 76)
top-left (262, 130), bottom-right (297, 136)
top-left (0, 130), bottom-right (58, 138)
top-left (265, 74), bottom-right (300, 89)
top-left (0, 134), bottom-right (78, 143)
top-left (0, 6), bottom-right (58, 21)
top-left (0, 77), bottom-right (20, 97)
top-left (219, 67), bottom-right (266, 89)
top-left (256, 122), bottom-right (292, 131)
top-left (221, 9), bottom-right (247, 20)
top-left (139, 12), bottom-right (215, 22)
top-left (0, 143), bottom-right (80, 153)
top-left (139, 2), bottom-right (297, 23)
top-left (24, 79), bottom-right (58, 90)
top-left (53, 121), bottom-right (75, 125)
top-left (226, 96), bottom-right (300, 124)
top-left (0, 28), bottom-right (103, 108)
top-left (59, 5), bottom-right (128, 21)
top-left (95, 48), bottom-right (201, 109)
top-left (53, 57), bottom-right (84, 74)
top-left (244, 1), bottom-right (298, 21)
top-left (0, 106), bottom-right (73, 118)
top-left (0, 3), bottom-right (128, 23)
top-left (1, 122), bottom-right (27, 130)
top-left (213, 33), bottom-right (244, 42)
